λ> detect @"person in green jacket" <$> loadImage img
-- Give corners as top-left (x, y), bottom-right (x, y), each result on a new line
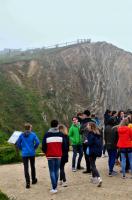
top-left (68, 117), bottom-right (83, 171)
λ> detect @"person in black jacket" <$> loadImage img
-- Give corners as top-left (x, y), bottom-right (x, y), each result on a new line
top-left (104, 109), bottom-right (112, 126)
top-left (80, 110), bottom-right (95, 174)
top-left (104, 118), bottom-right (118, 176)
top-left (85, 122), bottom-right (103, 187)
top-left (59, 124), bottom-right (69, 187)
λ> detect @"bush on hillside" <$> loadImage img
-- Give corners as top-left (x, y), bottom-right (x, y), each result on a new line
top-left (0, 191), bottom-right (10, 200)
top-left (0, 144), bottom-right (21, 164)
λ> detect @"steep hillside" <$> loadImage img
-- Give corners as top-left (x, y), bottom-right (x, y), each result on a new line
top-left (0, 42), bottom-right (132, 133)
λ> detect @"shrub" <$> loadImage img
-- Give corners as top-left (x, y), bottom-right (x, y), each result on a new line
top-left (0, 144), bottom-right (21, 164)
top-left (0, 191), bottom-right (10, 200)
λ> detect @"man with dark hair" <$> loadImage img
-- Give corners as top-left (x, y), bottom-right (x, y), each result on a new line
top-left (104, 109), bottom-right (112, 126)
top-left (80, 110), bottom-right (95, 173)
top-left (83, 110), bottom-right (91, 117)
top-left (51, 119), bottom-right (59, 128)
top-left (17, 123), bottom-right (40, 189)
top-left (42, 119), bottom-right (64, 194)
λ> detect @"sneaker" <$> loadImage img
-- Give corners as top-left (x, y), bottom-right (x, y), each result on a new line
top-left (50, 189), bottom-right (58, 194)
top-left (26, 183), bottom-right (30, 189)
top-left (112, 171), bottom-right (118, 176)
top-left (108, 172), bottom-right (112, 177)
top-left (97, 177), bottom-right (102, 187)
top-left (59, 180), bottom-right (63, 185)
top-left (32, 178), bottom-right (37, 184)
top-left (72, 168), bottom-right (76, 172)
top-left (121, 175), bottom-right (127, 179)
top-left (62, 181), bottom-right (68, 187)
top-left (90, 177), bottom-right (98, 184)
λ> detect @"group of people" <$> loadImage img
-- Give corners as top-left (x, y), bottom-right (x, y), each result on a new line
top-left (103, 109), bottom-right (132, 178)
top-left (16, 109), bottom-right (132, 194)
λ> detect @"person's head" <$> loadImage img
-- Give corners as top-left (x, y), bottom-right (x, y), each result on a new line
top-left (87, 122), bottom-right (100, 134)
top-left (91, 114), bottom-right (96, 118)
top-left (112, 111), bottom-right (117, 117)
top-left (24, 123), bottom-right (32, 131)
top-left (72, 117), bottom-right (78, 125)
top-left (59, 124), bottom-right (68, 135)
top-left (77, 112), bottom-right (84, 119)
top-left (83, 110), bottom-right (91, 118)
top-left (51, 120), bottom-right (59, 128)
top-left (105, 109), bottom-right (111, 116)
top-left (118, 110), bottom-right (124, 118)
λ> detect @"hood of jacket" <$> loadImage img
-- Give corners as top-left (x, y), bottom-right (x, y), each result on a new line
top-left (23, 131), bottom-right (31, 137)
top-left (48, 127), bottom-right (59, 133)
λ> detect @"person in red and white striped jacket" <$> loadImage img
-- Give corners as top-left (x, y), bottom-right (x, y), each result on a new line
top-left (42, 120), bottom-right (64, 194)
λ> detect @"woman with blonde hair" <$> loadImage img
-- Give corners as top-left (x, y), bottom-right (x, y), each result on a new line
top-left (59, 124), bottom-right (69, 187)
top-left (85, 122), bottom-right (103, 187)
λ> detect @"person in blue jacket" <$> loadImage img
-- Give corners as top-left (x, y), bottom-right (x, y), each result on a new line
top-left (17, 123), bottom-right (40, 189)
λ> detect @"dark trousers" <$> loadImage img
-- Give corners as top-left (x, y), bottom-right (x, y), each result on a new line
top-left (22, 156), bottom-right (36, 184)
top-left (107, 149), bottom-right (117, 172)
top-left (60, 160), bottom-right (66, 182)
top-left (89, 156), bottom-right (100, 178)
top-left (103, 144), bottom-right (106, 155)
top-left (83, 144), bottom-right (91, 172)
top-left (72, 145), bottom-right (83, 169)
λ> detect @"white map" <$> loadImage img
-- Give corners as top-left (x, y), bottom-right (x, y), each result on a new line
top-left (8, 131), bottom-right (22, 144)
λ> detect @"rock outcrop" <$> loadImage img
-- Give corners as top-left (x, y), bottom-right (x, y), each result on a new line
top-left (0, 41), bottom-right (131, 129)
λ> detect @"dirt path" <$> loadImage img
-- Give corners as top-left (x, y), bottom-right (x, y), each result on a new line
top-left (0, 152), bottom-right (132, 200)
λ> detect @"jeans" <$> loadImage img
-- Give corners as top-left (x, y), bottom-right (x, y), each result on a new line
top-left (89, 156), bottom-right (100, 177)
top-left (60, 160), bottom-right (66, 182)
top-left (121, 152), bottom-right (132, 176)
top-left (48, 158), bottom-right (61, 189)
top-left (22, 156), bottom-right (36, 184)
top-left (107, 149), bottom-right (117, 172)
top-left (72, 145), bottom-right (83, 169)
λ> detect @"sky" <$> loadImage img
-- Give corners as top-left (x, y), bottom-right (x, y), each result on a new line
top-left (0, 0), bottom-right (132, 52)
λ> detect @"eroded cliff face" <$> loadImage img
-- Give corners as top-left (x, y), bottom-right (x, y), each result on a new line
top-left (0, 42), bottom-right (132, 126)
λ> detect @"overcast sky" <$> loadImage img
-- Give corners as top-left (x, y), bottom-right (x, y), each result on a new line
top-left (0, 0), bottom-right (132, 52)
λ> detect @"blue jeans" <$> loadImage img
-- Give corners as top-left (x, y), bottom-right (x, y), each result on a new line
top-left (121, 152), bottom-right (132, 176)
top-left (107, 149), bottom-right (117, 172)
top-left (72, 145), bottom-right (83, 169)
top-left (48, 158), bottom-right (61, 189)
